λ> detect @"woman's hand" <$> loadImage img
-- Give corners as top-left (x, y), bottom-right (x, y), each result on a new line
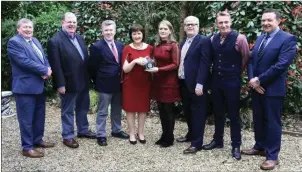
top-left (134, 57), bottom-right (147, 66)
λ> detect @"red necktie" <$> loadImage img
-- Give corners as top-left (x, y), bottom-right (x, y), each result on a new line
top-left (111, 43), bottom-right (119, 63)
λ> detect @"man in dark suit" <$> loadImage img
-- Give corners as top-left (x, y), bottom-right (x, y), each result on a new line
top-left (47, 12), bottom-right (96, 149)
top-left (88, 20), bottom-right (129, 146)
top-left (243, 9), bottom-right (297, 170)
top-left (202, 11), bottom-right (250, 160)
top-left (177, 16), bottom-right (212, 154)
top-left (7, 18), bottom-right (55, 158)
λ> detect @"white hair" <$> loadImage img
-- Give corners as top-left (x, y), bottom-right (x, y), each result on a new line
top-left (17, 18), bottom-right (33, 28)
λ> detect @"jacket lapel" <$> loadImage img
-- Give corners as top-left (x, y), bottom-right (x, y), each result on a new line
top-left (257, 30), bottom-right (282, 62)
top-left (185, 34), bottom-right (200, 59)
top-left (102, 39), bottom-right (117, 63)
top-left (59, 31), bottom-right (83, 61)
top-left (75, 34), bottom-right (87, 61)
top-left (17, 35), bottom-right (44, 64)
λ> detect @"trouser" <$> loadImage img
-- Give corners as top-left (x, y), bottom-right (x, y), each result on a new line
top-left (15, 93), bottom-right (46, 150)
top-left (211, 78), bottom-right (242, 148)
top-left (252, 92), bottom-right (283, 160)
top-left (96, 92), bottom-right (122, 137)
top-left (60, 88), bottom-right (90, 139)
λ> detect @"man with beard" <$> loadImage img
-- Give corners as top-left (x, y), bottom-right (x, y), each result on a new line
top-left (47, 12), bottom-right (96, 148)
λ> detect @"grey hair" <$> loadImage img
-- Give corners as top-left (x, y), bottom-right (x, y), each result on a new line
top-left (61, 12), bottom-right (76, 21)
top-left (17, 18), bottom-right (33, 28)
top-left (184, 16), bottom-right (200, 28)
top-left (101, 20), bottom-right (116, 29)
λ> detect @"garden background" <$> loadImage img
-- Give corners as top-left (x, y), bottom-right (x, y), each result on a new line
top-left (1, 1), bottom-right (302, 129)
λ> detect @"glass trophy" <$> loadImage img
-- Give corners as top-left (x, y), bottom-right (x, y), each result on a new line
top-left (144, 56), bottom-right (156, 70)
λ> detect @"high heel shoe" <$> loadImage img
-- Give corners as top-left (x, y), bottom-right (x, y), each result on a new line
top-left (136, 133), bottom-right (146, 144)
top-left (129, 139), bottom-right (137, 145)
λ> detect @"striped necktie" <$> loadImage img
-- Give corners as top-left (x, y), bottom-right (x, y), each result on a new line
top-left (258, 34), bottom-right (270, 57)
top-left (28, 40), bottom-right (44, 63)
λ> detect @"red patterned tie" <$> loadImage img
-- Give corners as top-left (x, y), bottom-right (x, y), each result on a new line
top-left (111, 43), bottom-right (119, 63)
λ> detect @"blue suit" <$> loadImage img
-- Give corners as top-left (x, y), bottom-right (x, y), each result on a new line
top-left (179, 34), bottom-right (212, 148)
top-left (7, 34), bottom-right (50, 150)
top-left (88, 39), bottom-right (124, 138)
top-left (247, 29), bottom-right (297, 160)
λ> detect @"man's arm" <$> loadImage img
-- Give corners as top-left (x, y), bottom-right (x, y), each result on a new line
top-left (47, 38), bottom-right (65, 88)
top-left (7, 39), bottom-right (48, 76)
top-left (237, 34), bottom-right (250, 70)
top-left (258, 35), bottom-right (297, 85)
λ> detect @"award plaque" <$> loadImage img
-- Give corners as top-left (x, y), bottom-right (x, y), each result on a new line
top-left (144, 56), bottom-right (156, 70)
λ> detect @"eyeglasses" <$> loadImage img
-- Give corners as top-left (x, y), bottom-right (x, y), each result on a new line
top-left (64, 21), bottom-right (77, 24)
top-left (185, 23), bottom-right (198, 27)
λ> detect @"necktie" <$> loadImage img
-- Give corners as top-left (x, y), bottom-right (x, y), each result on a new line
top-left (111, 43), bottom-right (119, 63)
top-left (28, 40), bottom-right (44, 63)
top-left (258, 34), bottom-right (270, 57)
top-left (178, 39), bottom-right (192, 78)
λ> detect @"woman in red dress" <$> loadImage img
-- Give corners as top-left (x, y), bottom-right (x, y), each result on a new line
top-left (121, 24), bottom-right (153, 144)
top-left (146, 20), bottom-right (180, 147)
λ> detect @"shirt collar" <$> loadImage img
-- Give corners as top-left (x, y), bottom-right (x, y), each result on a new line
top-left (266, 27), bottom-right (280, 38)
top-left (186, 34), bottom-right (197, 43)
top-left (62, 29), bottom-right (75, 39)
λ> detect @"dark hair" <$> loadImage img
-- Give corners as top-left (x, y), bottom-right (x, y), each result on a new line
top-left (263, 9), bottom-right (281, 20)
top-left (129, 23), bottom-right (145, 42)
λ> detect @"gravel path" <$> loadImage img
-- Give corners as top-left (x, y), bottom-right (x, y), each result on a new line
top-left (1, 104), bottom-right (302, 171)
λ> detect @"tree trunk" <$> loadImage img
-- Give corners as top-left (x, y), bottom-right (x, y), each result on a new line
top-left (179, 1), bottom-right (188, 43)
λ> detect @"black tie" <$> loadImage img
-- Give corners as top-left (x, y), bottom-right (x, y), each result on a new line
top-left (258, 34), bottom-right (270, 57)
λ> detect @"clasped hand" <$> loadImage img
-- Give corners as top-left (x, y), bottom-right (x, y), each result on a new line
top-left (248, 77), bottom-right (265, 94)
top-left (134, 57), bottom-right (148, 66)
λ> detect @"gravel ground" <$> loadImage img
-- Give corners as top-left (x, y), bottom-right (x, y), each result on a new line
top-left (1, 104), bottom-right (302, 172)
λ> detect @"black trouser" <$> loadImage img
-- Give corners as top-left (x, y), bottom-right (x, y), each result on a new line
top-left (179, 79), bottom-right (193, 140)
top-left (157, 102), bottom-right (176, 144)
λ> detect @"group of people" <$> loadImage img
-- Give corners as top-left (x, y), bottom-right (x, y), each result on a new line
top-left (7, 9), bottom-right (297, 170)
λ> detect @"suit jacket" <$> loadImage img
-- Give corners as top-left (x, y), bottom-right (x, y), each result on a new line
top-left (180, 34), bottom-right (212, 92)
top-left (88, 39), bottom-right (124, 93)
top-left (47, 30), bottom-right (89, 93)
top-left (247, 30), bottom-right (297, 97)
top-left (7, 34), bottom-right (50, 94)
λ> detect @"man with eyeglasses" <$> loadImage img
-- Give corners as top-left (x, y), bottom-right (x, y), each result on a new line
top-left (177, 16), bottom-right (212, 154)
top-left (47, 12), bottom-right (96, 149)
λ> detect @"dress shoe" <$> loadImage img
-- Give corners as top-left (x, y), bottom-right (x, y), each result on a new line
top-left (241, 148), bottom-right (266, 156)
top-left (260, 160), bottom-right (279, 170)
top-left (97, 137), bottom-right (108, 146)
top-left (136, 133), bottom-right (146, 144)
top-left (111, 131), bottom-right (129, 139)
top-left (160, 142), bottom-right (173, 148)
top-left (77, 130), bottom-right (97, 139)
top-left (155, 138), bottom-right (163, 145)
top-left (183, 146), bottom-right (200, 154)
top-left (63, 138), bottom-right (79, 148)
top-left (34, 141), bottom-right (55, 148)
top-left (22, 149), bottom-right (44, 158)
top-left (176, 136), bottom-right (190, 143)
top-left (232, 147), bottom-right (241, 160)
top-left (202, 140), bottom-right (223, 150)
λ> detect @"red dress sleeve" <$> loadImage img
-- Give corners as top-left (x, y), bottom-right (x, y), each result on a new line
top-left (158, 43), bottom-right (180, 72)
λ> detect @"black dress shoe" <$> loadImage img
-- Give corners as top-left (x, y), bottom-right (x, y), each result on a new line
top-left (160, 142), bottom-right (173, 148)
top-left (176, 136), bottom-right (190, 143)
top-left (155, 138), bottom-right (163, 145)
top-left (97, 137), bottom-right (107, 146)
top-left (111, 131), bottom-right (129, 139)
top-left (232, 147), bottom-right (242, 160)
top-left (78, 130), bottom-right (97, 139)
top-left (183, 146), bottom-right (200, 154)
top-left (202, 140), bottom-right (223, 150)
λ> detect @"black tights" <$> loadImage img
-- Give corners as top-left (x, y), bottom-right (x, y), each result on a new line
top-left (157, 102), bottom-right (176, 144)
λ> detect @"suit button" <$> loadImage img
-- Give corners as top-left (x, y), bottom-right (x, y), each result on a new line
top-left (218, 72), bottom-right (221, 75)
top-left (118, 73), bottom-right (120, 76)
top-left (219, 54), bottom-right (221, 57)
top-left (219, 60), bottom-right (221, 62)
top-left (218, 66), bottom-right (221, 68)
top-left (232, 65), bottom-right (234, 67)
